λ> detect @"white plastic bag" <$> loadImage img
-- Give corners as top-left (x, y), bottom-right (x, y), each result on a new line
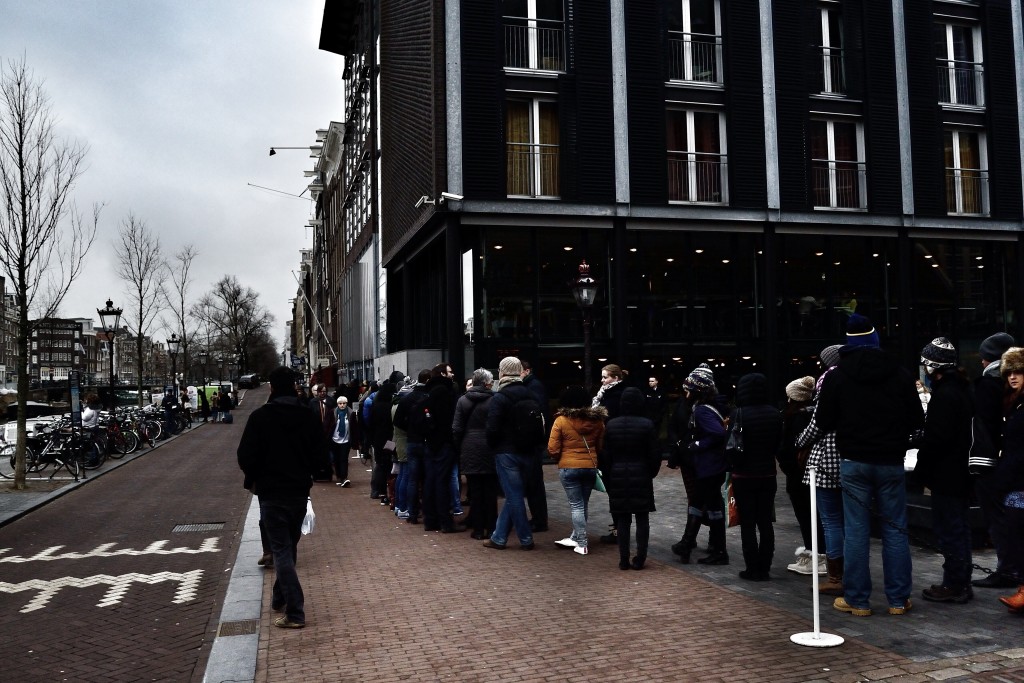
top-left (301, 497), bottom-right (316, 535)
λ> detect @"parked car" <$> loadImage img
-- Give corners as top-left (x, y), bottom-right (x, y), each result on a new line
top-left (237, 374), bottom-right (260, 389)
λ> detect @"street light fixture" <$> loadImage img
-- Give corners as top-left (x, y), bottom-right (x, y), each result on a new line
top-left (569, 260), bottom-right (599, 392)
top-left (167, 333), bottom-right (180, 397)
top-left (198, 351), bottom-right (208, 388)
top-left (97, 298), bottom-right (123, 408)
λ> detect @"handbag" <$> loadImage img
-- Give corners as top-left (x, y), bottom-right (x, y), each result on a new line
top-left (724, 408), bottom-right (743, 468)
top-left (594, 469), bottom-right (607, 493)
top-left (300, 497), bottom-right (316, 535)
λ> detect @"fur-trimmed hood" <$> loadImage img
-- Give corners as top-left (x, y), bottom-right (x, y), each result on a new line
top-left (1002, 347), bottom-right (1024, 376)
top-left (554, 405), bottom-right (608, 421)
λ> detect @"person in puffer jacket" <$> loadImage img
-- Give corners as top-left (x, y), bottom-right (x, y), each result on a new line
top-left (600, 387), bottom-right (659, 570)
top-left (547, 385), bottom-right (607, 555)
top-left (728, 373), bottom-right (783, 581)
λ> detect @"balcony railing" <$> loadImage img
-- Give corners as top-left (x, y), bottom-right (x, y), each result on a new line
top-left (667, 31), bottom-right (722, 84)
top-left (507, 143), bottom-right (560, 198)
top-left (937, 61), bottom-right (984, 107)
top-left (504, 19), bottom-right (565, 72)
top-left (816, 47), bottom-right (846, 95)
top-left (812, 161), bottom-right (866, 209)
top-left (667, 152), bottom-right (728, 203)
top-left (946, 168), bottom-right (989, 215)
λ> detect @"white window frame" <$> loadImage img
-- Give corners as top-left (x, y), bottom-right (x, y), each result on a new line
top-left (945, 128), bottom-right (989, 216)
top-left (506, 98), bottom-right (560, 199)
top-left (936, 21), bottom-right (985, 108)
top-left (811, 119), bottom-right (867, 210)
top-left (669, 0), bottom-right (723, 84)
top-left (667, 109), bottom-right (728, 204)
top-left (504, 0), bottom-right (565, 73)
top-left (818, 5), bottom-right (844, 95)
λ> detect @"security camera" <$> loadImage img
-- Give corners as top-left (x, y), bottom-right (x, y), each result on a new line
top-left (440, 192), bottom-right (464, 202)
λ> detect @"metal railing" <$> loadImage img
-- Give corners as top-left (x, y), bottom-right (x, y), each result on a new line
top-left (667, 152), bottom-right (727, 203)
top-left (945, 168), bottom-right (989, 215)
top-left (504, 19), bottom-right (565, 72)
top-left (507, 143), bottom-right (560, 198)
top-left (937, 61), bottom-right (984, 106)
top-left (816, 48), bottom-right (846, 95)
top-left (812, 161), bottom-right (866, 209)
top-left (667, 31), bottom-right (722, 84)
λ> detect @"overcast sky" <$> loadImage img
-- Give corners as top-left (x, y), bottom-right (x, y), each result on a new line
top-left (1, 1), bottom-right (343, 352)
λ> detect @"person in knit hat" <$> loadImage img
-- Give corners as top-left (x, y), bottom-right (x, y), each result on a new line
top-left (819, 344), bottom-right (842, 369)
top-left (993, 347), bottom-right (1024, 610)
top-left (915, 338), bottom-right (976, 604)
top-left (814, 315), bottom-right (923, 616)
top-left (973, 334), bottom-right (1019, 590)
top-left (780, 376), bottom-right (826, 578)
top-left (682, 362), bottom-right (717, 396)
top-left (483, 356), bottom-right (540, 550)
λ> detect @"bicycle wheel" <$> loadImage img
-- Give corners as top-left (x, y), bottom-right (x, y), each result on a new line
top-left (142, 420), bottom-right (162, 443)
top-left (110, 431), bottom-right (138, 457)
top-left (0, 444), bottom-right (15, 478)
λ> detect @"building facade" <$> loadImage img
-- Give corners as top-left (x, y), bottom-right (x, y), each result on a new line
top-left (318, 0), bottom-right (1024, 393)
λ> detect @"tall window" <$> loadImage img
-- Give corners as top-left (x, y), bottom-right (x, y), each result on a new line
top-left (935, 22), bottom-right (984, 107)
top-left (503, 0), bottom-right (565, 72)
top-left (666, 109), bottom-right (728, 203)
top-left (815, 5), bottom-right (845, 95)
top-left (944, 129), bottom-right (988, 215)
top-left (667, 0), bottom-right (722, 84)
top-left (810, 119), bottom-right (866, 209)
top-left (506, 99), bottom-right (560, 198)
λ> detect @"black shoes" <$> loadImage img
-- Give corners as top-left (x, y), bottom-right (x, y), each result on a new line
top-left (972, 572), bottom-right (1018, 588)
top-left (739, 569), bottom-right (769, 581)
top-left (697, 550), bottom-right (729, 565)
top-left (619, 558), bottom-right (631, 570)
top-left (631, 557), bottom-right (646, 571)
top-left (922, 584), bottom-right (973, 603)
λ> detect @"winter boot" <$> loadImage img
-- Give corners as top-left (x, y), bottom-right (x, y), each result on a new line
top-left (673, 515), bottom-right (702, 564)
top-left (818, 557), bottom-right (844, 596)
top-left (697, 518), bottom-right (729, 565)
top-left (999, 585), bottom-right (1024, 613)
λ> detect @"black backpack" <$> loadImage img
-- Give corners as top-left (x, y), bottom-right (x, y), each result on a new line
top-left (510, 395), bottom-right (546, 451)
top-left (407, 392), bottom-right (435, 439)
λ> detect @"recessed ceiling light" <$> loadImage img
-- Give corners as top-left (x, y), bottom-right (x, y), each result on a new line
top-left (695, 249), bottom-right (704, 254)
top-left (563, 246), bottom-right (573, 251)
top-left (494, 245), bottom-right (503, 250)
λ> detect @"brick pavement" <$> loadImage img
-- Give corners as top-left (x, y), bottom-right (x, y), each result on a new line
top-left (250, 453), bottom-right (1024, 683)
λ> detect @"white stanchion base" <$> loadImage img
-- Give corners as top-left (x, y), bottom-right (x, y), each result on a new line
top-left (790, 632), bottom-right (844, 647)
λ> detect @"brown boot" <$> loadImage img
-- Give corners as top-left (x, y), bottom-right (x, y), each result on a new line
top-left (998, 585), bottom-right (1024, 613)
top-left (818, 557), bottom-right (843, 596)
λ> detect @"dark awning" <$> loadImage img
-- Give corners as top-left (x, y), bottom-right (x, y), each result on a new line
top-left (319, 0), bottom-right (361, 56)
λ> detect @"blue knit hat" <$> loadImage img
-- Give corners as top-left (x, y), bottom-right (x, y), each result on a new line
top-left (845, 314), bottom-right (879, 349)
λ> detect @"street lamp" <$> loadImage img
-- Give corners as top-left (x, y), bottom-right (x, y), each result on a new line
top-left (570, 260), bottom-right (599, 392)
top-left (167, 333), bottom-right (180, 397)
top-left (97, 298), bottom-right (123, 408)
top-left (198, 351), bottom-right (208, 388)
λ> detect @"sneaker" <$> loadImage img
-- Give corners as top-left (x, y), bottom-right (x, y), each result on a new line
top-left (340, 480), bottom-right (351, 488)
top-left (273, 616), bottom-right (305, 629)
top-left (787, 549), bottom-right (817, 575)
top-left (833, 597), bottom-right (872, 616)
top-left (396, 509), bottom-right (410, 520)
top-left (482, 539), bottom-right (506, 550)
top-left (555, 537), bottom-right (579, 548)
top-left (453, 508), bottom-right (464, 516)
top-left (888, 599), bottom-right (912, 615)
top-left (573, 545), bottom-right (588, 556)
top-left (922, 584), bottom-right (971, 604)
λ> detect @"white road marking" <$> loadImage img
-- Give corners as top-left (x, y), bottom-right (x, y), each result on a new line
top-left (0, 570), bottom-right (204, 613)
top-left (0, 537), bottom-right (220, 563)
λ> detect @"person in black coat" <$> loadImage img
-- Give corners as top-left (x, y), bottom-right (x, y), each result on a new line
top-left (729, 373), bottom-right (783, 581)
top-left (600, 387), bottom-right (660, 570)
top-left (423, 364), bottom-right (459, 532)
top-left (521, 360), bottom-right (550, 532)
top-left (916, 338), bottom-right (975, 603)
top-left (453, 368), bottom-right (497, 539)
top-left (369, 381), bottom-right (396, 507)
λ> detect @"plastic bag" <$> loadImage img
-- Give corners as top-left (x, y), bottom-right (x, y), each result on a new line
top-left (301, 497), bottom-right (316, 535)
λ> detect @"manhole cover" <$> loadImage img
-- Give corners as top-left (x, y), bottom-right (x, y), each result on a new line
top-left (172, 522), bottom-right (225, 533)
top-left (217, 619), bottom-right (259, 637)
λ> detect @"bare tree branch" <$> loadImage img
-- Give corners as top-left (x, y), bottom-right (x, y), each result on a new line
top-left (192, 275), bottom-right (275, 376)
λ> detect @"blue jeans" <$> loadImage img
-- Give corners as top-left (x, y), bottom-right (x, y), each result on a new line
top-left (450, 463), bottom-right (462, 514)
top-left (394, 461), bottom-right (408, 512)
top-left (816, 487), bottom-right (845, 560)
top-left (559, 468), bottom-right (596, 547)
top-left (404, 442), bottom-right (425, 518)
top-left (931, 492), bottom-right (973, 589)
top-left (260, 496), bottom-right (307, 624)
top-left (840, 459), bottom-right (912, 609)
top-left (491, 451), bottom-right (534, 547)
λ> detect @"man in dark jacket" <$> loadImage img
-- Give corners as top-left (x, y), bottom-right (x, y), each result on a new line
top-left (393, 369), bottom-right (432, 524)
top-left (422, 363), bottom-right (459, 532)
top-left (813, 314), bottom-right (924, 617)
top-left (237, 366), bottom-right (329, 629)
top-left (972, 332), bottom-right (1018, 589)
top-left (521, 360), bottom-right (550, 531)
top-left (308, 384), bottom-right (336, 482)
top-left (483, 356), bottom-right (538, 550)
top-left (916, 338), bottom-right (974, 603)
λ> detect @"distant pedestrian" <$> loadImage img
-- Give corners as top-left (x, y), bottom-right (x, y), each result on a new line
top-left (198, 389), bottom-right (210, 423)
top-left (210, 391), bottom-right (220, 423)
top-left (237, 366), bottom-right (329, 629)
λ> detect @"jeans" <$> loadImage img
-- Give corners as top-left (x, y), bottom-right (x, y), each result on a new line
top-left (260, 496), bottom-right (307, 624)
top-left (491, 451), bottom-right (534, 547)
top-left (816, 487), bottom-right (845, 560)
top-left (840, 459), bottom-right (912, 609)
top-left (423, 442), bottom-right (456, 530)
top-left (450, 463), bottom-right (463, 514)
top-left (404, 442), bottom-right (425, 519)
top-left (732, 476), bottom-right (777, 573)
top-left (559, 468), bottom-right (596, 548)
top-left (330, 441), bottom-right (351, 482)
top-left (930, 492), bottom-right (973, 589)
top-left (394, 462), bottom-right (408, 512)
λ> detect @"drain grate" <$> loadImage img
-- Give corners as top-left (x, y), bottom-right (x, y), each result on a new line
top-left (217, 619), bottom-right (260, 637)
top-left (172, 522), bottom-right (225, 533)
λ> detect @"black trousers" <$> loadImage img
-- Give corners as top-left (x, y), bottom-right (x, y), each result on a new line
top-left (733, 476), bottom-right (777, 572)
top-left (614, 512), bottom-right (650, 562)
top-left (466, 472), bottom-right (499, 536)
top-left (525, 450), bottom-right (548, 527)
top-left (330, 441), bottom-right (351, 482)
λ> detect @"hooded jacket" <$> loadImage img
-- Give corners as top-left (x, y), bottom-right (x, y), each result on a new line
top-left (687, 395), bottom-right (729, 478)
top-left (547, 406), bottom-right (607, 469)
top-left (599, 387), bottom-right (660, 514)
top-left (814, 347), bottom-right (924, 465)
top-left (914, 370), bottom-right (973, 497)
top-left (486, 381), bottom-right (536, 455)
top-left (453, 385), bottom-right (495, 475)
top-left (728, 373), bottom-right (782, 478)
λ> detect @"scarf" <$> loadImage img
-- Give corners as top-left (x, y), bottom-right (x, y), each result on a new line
top-left (333, 407), bottom-right (348, 443)
top-left (498, 375), bottom-right (522, 389)
top-left (591, 379), bottom-right (620, 409)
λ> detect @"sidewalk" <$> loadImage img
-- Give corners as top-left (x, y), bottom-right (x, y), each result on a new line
top-left (221, 455), bottom-right (1024, 683)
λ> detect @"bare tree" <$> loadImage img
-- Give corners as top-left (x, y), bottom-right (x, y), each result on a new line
top-left (164, 244), bottom-right (198, 378)
top-left (0, 56), bottom-right (99, 489)
top-left (193, 275), bottom-right (274, 376)
top-left (114, 213), bottom-right (166, 406)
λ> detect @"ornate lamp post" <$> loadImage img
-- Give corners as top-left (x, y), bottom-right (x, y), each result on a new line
top-left (570, 260), bottom-right (599, 392)
top-left (198, 351), bottom-right (208, 388)
top-left (166, 333), bottom-right (180, 397)
top-left (97, 298), bottom-right (123, 408)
